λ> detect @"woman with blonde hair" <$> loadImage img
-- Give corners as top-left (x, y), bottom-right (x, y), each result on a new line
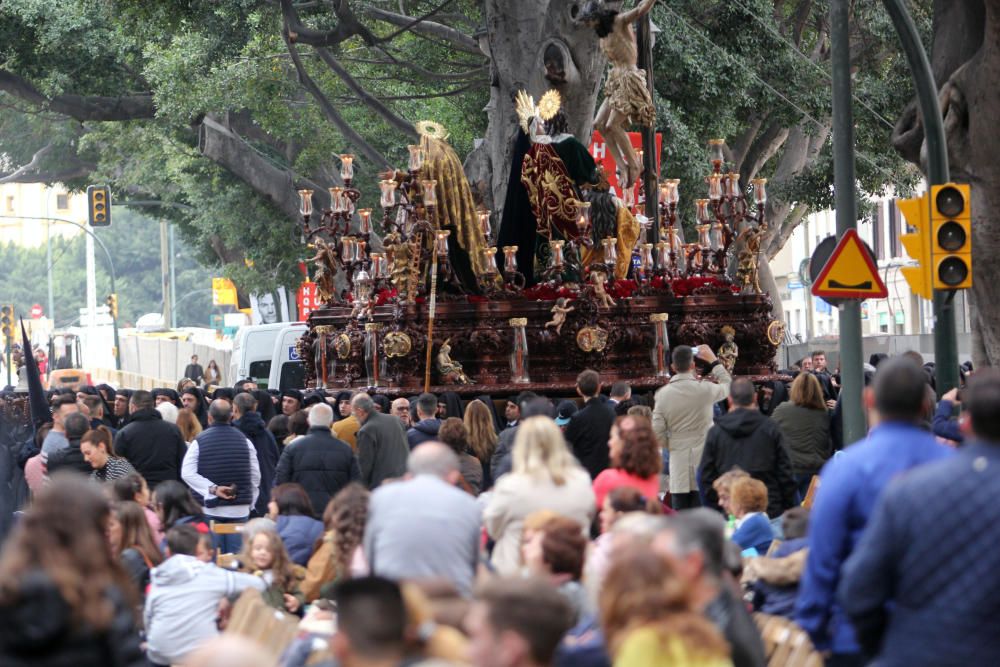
top-left (483, 416), bottom-right (594, 576)
top-left (771, 372), bottom-right (832, 498)
top-left (463, 399), bottom-right (498, 484)
top-left (601, 545), bottom-right (732, 666)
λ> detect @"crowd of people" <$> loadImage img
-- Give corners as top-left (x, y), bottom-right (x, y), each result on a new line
top-left (0, 343), bottom-right (997, 667)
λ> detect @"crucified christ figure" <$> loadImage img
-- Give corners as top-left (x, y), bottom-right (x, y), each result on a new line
top-left (580, 0), bottom-right (657, 188)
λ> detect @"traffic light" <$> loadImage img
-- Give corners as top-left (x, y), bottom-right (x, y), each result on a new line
top-left (87, 185), bottom-right (112, 227)
top-left (106, 293), bottom-right (118, 320)
top-left (0, 305), bottom-right (13, 340)
top-left (930, 183), bottom-right (972, 290)
top-left (897, 194), bottom-right (932, 299)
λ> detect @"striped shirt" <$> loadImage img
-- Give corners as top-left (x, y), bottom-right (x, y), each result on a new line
top-left (92, 456), bottom-right (138, 483)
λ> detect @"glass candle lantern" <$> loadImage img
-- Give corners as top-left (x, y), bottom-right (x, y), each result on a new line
top-left (370, 252), bottom-right (387, 279)
top-left (502, 245), bottom-right (518, 274)
top-left (576, 201), bottom-right (592, 228)
top-left (665, 178), bottom-right (680, 206)
top-left (650, 313), bottom-right (670, 377)
top-left (407, 145), bottom-right (424, 171)
top-left (710, 222), bottom-right (725, 251)
top-left (481, 247), bottom-right (498, 275)
top-left (358, 208), bottom-right (373, 234)
top-left (355, 239), bottom-right (367, 262)
top-left (708, 139), bottom-right (726, 171)
top-left (478, 210), bottom-right (492, 238)
top-left (341, 236), bottom-right (357, 263)
top-left (509, 317), bottom-right (530, 383)
top-left (434, 230), bottom-right (450, 257)
top-left (421, 180), bottom-right (438, 208)
top-left (655, 241), bottom-right (671, 270)
top-left (363, 322), bottom-right (385, 387)
top-left (696, 224), bottom-right (711, 248)
top-left (659, 181), bottom-right (671, 205)
top-left (727, 172), bottom-right (741, 199)
top-left (379, 179), bottom-right (397, 208)
top-left (298, 189), bottom-right (313, 217)
top-left (602, 237), bottom-right (618, 264)
top-left (752, 177), bottom-right (768, 205)
top-left (707, 174), bottom-right (723, 202)
top-left (695, 199), bottom-right (711, 224)
top-left (329, 187), bottom-right (345, 213)
top-left (640, 243), bottom-right (654, 272)
top-left (669, 226), bottom-right (684, 255)
top-left (549, 240), bottom-right (565, 268)
top-left (340, 154), bottom-right (354, 181)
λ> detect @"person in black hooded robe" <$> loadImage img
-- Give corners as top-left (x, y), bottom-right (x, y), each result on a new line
top-left (440, 391), bottom-right (464, 419)
top-left (150, 388), bottom-right (180, 407)
top-left (180, 386), bottom-right (209, 429)
top-left (96, 384), bottom-right (118, 429)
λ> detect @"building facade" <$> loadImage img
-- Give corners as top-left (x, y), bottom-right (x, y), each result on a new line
top-left (0, 182), bottom-right (87, 247)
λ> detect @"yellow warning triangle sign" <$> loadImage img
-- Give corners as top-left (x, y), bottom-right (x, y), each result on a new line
top-left (811, 229), bottom-right (888, 300)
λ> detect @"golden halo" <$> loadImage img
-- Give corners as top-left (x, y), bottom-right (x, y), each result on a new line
top-left (416, 120), bottom-right (449, 140)
top-left (537, 90), bottom-right (562, 121)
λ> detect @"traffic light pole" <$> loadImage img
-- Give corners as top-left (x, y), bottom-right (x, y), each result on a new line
top-left (881, 0), bottom-right (958, 396)
top-left (0, 215), bottom-right (121, 371)
top-left (830, 0), bottom-right (865, 446)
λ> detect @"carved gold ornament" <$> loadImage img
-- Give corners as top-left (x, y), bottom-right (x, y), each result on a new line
top-left (416, 120), bottom-right (449, 140)
top-left (767, 320), bottom-right (786, 346)
top-left (333, 333), bottom-right (351, 360)
top-left (576, 325), bottom-right (609, 353)
top-left (383, 331), bottom-right (413, 358)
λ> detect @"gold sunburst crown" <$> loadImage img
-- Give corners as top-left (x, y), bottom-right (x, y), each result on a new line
top-left (416, 120), bottom-right (449, 140)
top-left (537, 90), bottom-right (562, 121)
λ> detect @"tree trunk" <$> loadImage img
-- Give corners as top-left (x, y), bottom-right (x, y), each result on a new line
top-left (467, 0), bottom-right (606, 216)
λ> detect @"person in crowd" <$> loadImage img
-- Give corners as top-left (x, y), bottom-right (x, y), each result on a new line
top-left (522, 515), bottom-right (590, 625)
top-left (303, 483), bottom-right (370, 602)
top-left (408, 392), bottom-right (443, 448)
top-left (330, 577), bottom-right (408, 667)
top-left (152, 388), bottom-right (181, 407)
top-left (0, 475), bottom-right (145, 667)
top-left (96, 383), bottom-right (119, 428)
top-left (239, 525), bottom-right (304, 614)
top-left (840, 369), bottom-right (1000, 666)
top-left (653, 345), bottom-right (733, 510)
top-left (113, 472), bottom-right (164, 545)
top-left (710, 468), bottom-right (751, 534)
top-left (145, 524), bottom-right (266, 666)
top-left (233, 391), bottom-right (279, 517)
top-left (609, 381), bottom-right (631, 406)
top-left (156, 400), bottom-right (179, 424)
top-left (592, 414), bottom-right (661, 509)
top-left (285, 409), bottom-right (310, 445)
top-left (267, 414), bottom-right (290, 446)
top-left (282, 389), bottom-right (304, 416)
top-left (108, 500), bottom-right (163, 597)
top-left (40, 393), bottom-right (79, 458)
top-left (47, 412), bottom-right (92, 476)
top-left (329, 390), bottom-right (352, 421)
top-left (370, 394), bottom-right (391, 415)
top-left (333, 390), bottom-right (361, 449)
top-left (652, 510), bottom-right (767, 667)
top-left (114, 389), bottom-right (132, 426)
top-left (601, 544), bottom-right (733, 667)
top-left (729, 478), bottom-right (773, 554)
top-left (587, 486), bottom-right (663, 590)
top-left (23, 426), bottom-right (48, 495)
top-left (114, 389), bottom-right (188, 489)
top-left (485, 416), bottom-right (595, 576)
top-left (466, 577), bottom-right (574, 667)
top-left (184, 354), bottom-right (205, 385)
top-left (744, 507), bottom-right (809, 618)
top-left (181, 386), bottom-right (210, 428)
top-left (553, 399), bottom-right (578, 430)
top-left (390, 397), bottom-right (411, 428)
top-left (438, 417), bottom-right (484, 494)
top-left (932, 386), bottom-right (964, 444)
top-left (810, 350), bottom-right (838, 405)
top-left (177, 378), bottom-right (196, 394)
top-left (440, 391), bottom-right (464, 419)
top-left (503, 393), bottom-right (531, 431)
top-left (152, 480), bottom-right (204, 535)
top-left (204, 359), bottom-right (222, 386)
top-left (465, 398), bottom-right (498, 486)
top-left (176, 407), bottom-right (203, 445)
top-left (699, 378), bottom-right (797, 520)
top-left (491, 396), bottom-right (553, 482)
top-left (181, 399), bottom-right (261, 553)
top-left (275, 402), bottom-right (360, 513)
top-left (268, 482), bottom-right (324, 566)
top-left (81, 394), bottom-right (115, 432)
top-left (565, 369), bottom-right (616, 478)
top-left (81, 425), bottom-right (137, 482)
top-left (353, 392), bottom-right (410, 489)
top-left (770, 372), bottom-right (833, 498)
top-left (365, 442), bottom-right (481, 597)
top-left (795, 357), bottom-right (952, 665)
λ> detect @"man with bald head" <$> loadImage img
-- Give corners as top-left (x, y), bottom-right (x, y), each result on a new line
top-left (364, 442), bottom-right (482, 596)
top-left (182, 399), bottom-right (262, 552)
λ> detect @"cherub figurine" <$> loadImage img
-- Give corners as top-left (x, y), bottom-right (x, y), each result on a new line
top-left (717, 325), bottom-right (739, 374)
top-left (579, 0), bottom-right (657, 187)
top-left (545, 298), bottom-right (575, 335)
top-left (735, 223), bottom-right (766, 293)
top-left (307, 238), bottom-right (339, 303)
top-left (437, 338), bottom-right (472, 385)
top-left (591, 270), bottom-right (616, 309)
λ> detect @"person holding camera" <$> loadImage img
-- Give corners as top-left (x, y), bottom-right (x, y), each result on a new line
top-left (652, 344), bottom-right (732, 510)
top-left (181, 399), bottom-right (261, 553)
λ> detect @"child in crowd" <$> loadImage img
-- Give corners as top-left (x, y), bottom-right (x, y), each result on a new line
top-left (744, 507), bottom-right (810, 618)
top-left (729, 478), bottom-right (774, 555)
top-left (240, 526), bottom-right (305, 615)
top-left (113, 472), bottom-right (164, 545)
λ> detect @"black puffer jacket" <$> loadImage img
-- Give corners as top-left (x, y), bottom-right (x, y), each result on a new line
top-left (47, 438), bottom-right (92, 477)
top-left (236, 411), bottom-right (280, 516)
top-left (113, 409), bottom-right (187, 489)
top-left (0, 570), bottom-right (145, 667)
top-left (275, 426), bottom-right (360, 513)
top-left (699, 408), bottom-right (798, 519)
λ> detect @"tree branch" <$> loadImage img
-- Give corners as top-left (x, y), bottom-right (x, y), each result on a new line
top-left (0, 143), bottom-right (54, 184)
top-left (280, 0), bottom-right (377, 48)
top-left (364, 7), bottom-right (480, 54)
top-left (0, 70), bottom-right (155, 122)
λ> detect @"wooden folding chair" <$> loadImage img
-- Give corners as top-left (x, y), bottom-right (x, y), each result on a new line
top-left (801, 475), bottom-right (820, 509)
top-left (210, 520), bottom-right (247, 535)
top-left (226, 589), bottom-right (300, 663)
top-left (753, 613), bottom-right (823, 667)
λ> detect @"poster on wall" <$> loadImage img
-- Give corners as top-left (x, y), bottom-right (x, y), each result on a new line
top-left (297, 282), bottom-right (319, 321)
top-left (589, 131), bottom-right (663, 204)
top-left (250, 288), bottom-right (291, 325)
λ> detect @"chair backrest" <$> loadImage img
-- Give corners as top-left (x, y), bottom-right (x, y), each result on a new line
top-left (226, 589), bottom-right (300, 662)
top-left (211, 520), bottom-right (247, 535)
top-left (801, 475), bottom-right (820, 509)
top-left (753, 613), bottom-right (823, 667)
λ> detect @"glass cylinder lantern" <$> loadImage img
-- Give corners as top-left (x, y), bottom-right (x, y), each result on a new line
top-left (370, 252), bottom-right (387, 279)
top-left (655, 241), bottom-right (671, 270)
top-left (708, 139), bottom-right (726, 172)
top-left (340, 154), bottom-right (354, 182)
top-left (640, 243), bottom-right (654, 272)
top-left (727, 172), bottom-right (741, 199)
top-left (421, 180), bottom-right (438, 208)
top-left (341, 236), bottom-right (357, 263)
top-left (298, 189), bottom-right (314, 217)
top-left (363, 322), bottom-right (385, 387)
top-left (379, 180), bottom-right (397, 208)
top-left (695, 199), bottom-right (711, 224)
top-left (602, 237), bottom-right (618, 264)
top-left (329, 187), bottom-right (345, 213)
top-left (549, 240), bottom-right (565, 269)
top-left (407, 145), bottom-right (424, 171)
top-left (696, 224), bottom-right (711, 248)
top-left (752, 178), bottom-right (768, 205)
top-left (665, 178), bottom-right (680, 206)
top-left (358, 208), bottom-right (373, 234)
top-left (669, 226), bottom-right (684, 255)
top-left (434, 230), bottom-right (450, 257)
top-left (478, 210), bottom-right (492, 239)
top-left (509, 317), bottom-right (530, 383)
top-left (650, 313), bottom-right (670, 377)
top-left (709, 222), bottom-right (725, 251)
top-left (481, 247), bottom-right (499, 276)
top-left (502, 245), bottom-right (519, 274)
top-left (707, 174), bottom-right (723, 202)
top-left (355, 239), bottom-right (367, 262)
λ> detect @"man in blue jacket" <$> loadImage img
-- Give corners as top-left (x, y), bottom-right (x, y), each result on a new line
top-left (839, 369), bottom-right (1000, 666)
top-left (794, 358), bottom-right (952, 665)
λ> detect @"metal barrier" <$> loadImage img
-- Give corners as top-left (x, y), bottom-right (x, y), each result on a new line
top-left (89, 368), bottom-right (178, 391)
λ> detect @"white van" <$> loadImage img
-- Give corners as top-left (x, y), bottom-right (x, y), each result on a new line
top-left (267, 324), bottom-right (309, 391)
top-left (230, 322), bottom-right (306, 390)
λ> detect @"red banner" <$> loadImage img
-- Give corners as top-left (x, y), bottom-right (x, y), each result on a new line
top-left (297, 282), bottom-right (319, 320)
top-left (589, 131), bottom-right (663, 207)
